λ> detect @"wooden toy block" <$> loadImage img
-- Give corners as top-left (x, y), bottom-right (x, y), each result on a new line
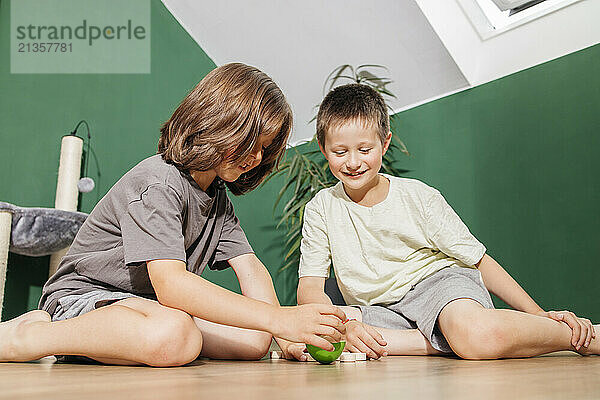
top-left (270, 350), bottom-right (283, 359)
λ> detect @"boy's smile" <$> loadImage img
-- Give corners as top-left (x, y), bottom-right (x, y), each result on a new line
top-left (320, 120), bottom-right (391, 205)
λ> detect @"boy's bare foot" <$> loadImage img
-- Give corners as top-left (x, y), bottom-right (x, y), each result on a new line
top-left (0, 310), bottom-right (51, 361)
top-left (576, 324), bottom-right (600, 356)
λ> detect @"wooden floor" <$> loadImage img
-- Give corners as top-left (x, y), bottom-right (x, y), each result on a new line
top-left (1, 352), bottom-right (599, 400)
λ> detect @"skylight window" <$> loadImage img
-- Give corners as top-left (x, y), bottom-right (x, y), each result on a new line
top-left (458, 0), bottom-right (583, 39)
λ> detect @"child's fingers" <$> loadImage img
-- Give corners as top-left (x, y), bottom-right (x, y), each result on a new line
top-left (569, 315), bottom-right (586, 349)
top-left (320, 314), bottom-right (346, 331)
top-left (306, 335), bottom-right (335, 351)
top-left (346, 324), bottom-right (384, 359)
top-left (346, 344), bottom-right (358, 353)
top-left (365, 325), bottom-right (388, 347)
top-left (349, 336), bottom-right (379, 359)
top-left (562, 313), bottom-right (583, 348)
top-left (550, 310), bottom-right (583, 348)
top-left (287, 345), bottom-right (308, 361)
top-left (315, 325), bottom-right (343, 343)
top-left (546, 311), bottom-right (564, 322)
top-left (549, 311), bottom-right (596, 348)
top-left (576, 323), bottom-right (587, 350)
top-left (359, 331), bottom-right (387, 358)
top-left (584, 320), bottom-right (593, 348)
top-left (317, 305), bottom-right (347, 322)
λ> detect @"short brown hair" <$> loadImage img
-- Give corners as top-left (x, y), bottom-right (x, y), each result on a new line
top-left (159, 63), bottom-right (292, 195)
top-left (316, 84), bottom-right (389, 147)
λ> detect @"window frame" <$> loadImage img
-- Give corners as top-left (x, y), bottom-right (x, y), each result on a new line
top-left (457, 0), bottom-right (583, 40)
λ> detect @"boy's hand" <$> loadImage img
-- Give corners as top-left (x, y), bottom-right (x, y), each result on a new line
top-left (537, 310), bottom-right (596, 350)
top-left (276, 339), bottom-right (308, 361)
top-left (272, 304), bottom-right (346, 351)
top-left (344, 320), bottom-right (388, 359)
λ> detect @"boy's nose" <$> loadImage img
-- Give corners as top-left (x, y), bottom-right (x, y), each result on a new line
top-left (346, 153), bottom-right (360, 169)
top-left (249, 149), bottom-right (262, 167)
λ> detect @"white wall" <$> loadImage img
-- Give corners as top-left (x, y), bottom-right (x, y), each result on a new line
top-left (415, 0), bottom-right (600, 86)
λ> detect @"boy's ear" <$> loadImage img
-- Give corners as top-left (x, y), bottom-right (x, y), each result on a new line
top-left (382, 131), bottom-right (392, 155)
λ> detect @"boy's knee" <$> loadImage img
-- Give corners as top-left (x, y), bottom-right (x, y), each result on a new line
top-left (236, 331), bottom-right (272, 360)
top-left (143, 310), bottom-right (203, 366)
top-left (442, 315), bottom-right (511, 360)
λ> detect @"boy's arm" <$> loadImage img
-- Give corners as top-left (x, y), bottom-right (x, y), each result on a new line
top-left (297, 276), bottom-right (333, 305)
top-left (476, 253), bottom-right (543, 314)
top-left (228, 253), bottom-right (282, 305)
top-left (295, 277), bottom-right (333, 359)
top-left (146, 259), bottom-right (346, 351)
top-left (477, 253), bottom-right (595, 348)
top-left (228, 254), bottom-right (311, 361)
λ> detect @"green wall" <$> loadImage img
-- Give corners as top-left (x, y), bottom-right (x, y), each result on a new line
top-left (0, 0), bottom-right (219, 318)
top-left (390, 44), bottom-right (600, 319)
top-left (1, 0), bottom-right (598, 322)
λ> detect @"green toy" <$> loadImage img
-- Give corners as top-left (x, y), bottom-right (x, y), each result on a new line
top-left (305, 341), bottom-right (346, 364)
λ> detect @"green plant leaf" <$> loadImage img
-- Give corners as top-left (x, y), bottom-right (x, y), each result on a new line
top-left (356, 64), bottom-right (388, 71)
top-left (323, 64), bottom-right (354, 95)
top-left (279, 258), bottom-right (299, 272)
top-left (273, 172), bottom-right (298, 211)
top-left (277, 198), bottom-right (309, 228)
top-left (285, 227), bottom-right (301, 246)
top-left (285, 236), bottom-right (302, 260)
top-left (378, 87), bottom-right (397, 99)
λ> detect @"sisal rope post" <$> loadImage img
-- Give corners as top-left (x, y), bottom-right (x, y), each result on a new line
top-left (49, 135), bottom-right (83, 277)
top-left (0, 211), bottom-right (12, 321)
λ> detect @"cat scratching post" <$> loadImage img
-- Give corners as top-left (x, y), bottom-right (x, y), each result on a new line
top-left (49, 135), bottom-right (83, 277)
top-left (0, 212), bottom-right (12, 320)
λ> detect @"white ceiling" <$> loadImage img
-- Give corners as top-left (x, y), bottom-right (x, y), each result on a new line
top-left (161, 0), bottom-right (469, 144)
top-left (161, 0), bottom-right (600, 144)
top-left (417, 0), bottom-right (600, 86)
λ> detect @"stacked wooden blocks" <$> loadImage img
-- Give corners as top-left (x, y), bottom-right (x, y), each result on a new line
top-left (270, 351), bottom-right (368, 362)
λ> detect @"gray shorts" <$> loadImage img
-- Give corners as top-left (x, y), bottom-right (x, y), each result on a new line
top-left (52, 290), bottom-right (142, 321)
top-left (357, 266), bottom-right (494, 353)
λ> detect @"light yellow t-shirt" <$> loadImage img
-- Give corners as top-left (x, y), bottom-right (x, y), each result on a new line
top-left (298, 175), bottom-right (486, 306)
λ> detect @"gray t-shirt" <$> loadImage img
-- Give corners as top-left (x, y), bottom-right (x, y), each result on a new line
top-left (39, 155), bottom-right (253, 315)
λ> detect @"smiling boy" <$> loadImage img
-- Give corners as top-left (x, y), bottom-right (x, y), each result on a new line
top-left (297, 83), bottom-right (598, 359)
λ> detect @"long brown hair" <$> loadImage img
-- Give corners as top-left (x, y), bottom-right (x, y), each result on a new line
top-left (159, 63), bottom-right (292, 195)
